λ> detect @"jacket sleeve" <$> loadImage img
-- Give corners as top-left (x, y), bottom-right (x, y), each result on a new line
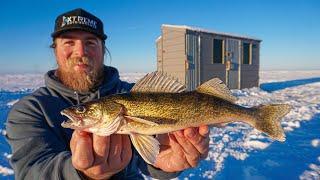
top-left (119, 80), bottom-right (135, 93)
top-left (137, 152), bottom-right (181, 179)
top-left (6, 97), bottom-right (82, 180)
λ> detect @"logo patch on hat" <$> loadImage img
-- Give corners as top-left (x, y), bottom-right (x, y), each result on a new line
top-left (52, 8), bottom-right (107, 40)
top-left (61, 16), bottom-right (97, 29)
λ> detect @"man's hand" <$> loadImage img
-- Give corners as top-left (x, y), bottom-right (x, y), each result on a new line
top-left (70, 130), bottom-right (132, 179)
top-left (154, 125), bottom-right (210, 172)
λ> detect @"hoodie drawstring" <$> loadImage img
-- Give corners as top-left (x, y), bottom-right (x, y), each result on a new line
top-left (97, 89), bottom-right (101, 100)
top-left (74, 91), bottom-right (80, 105)
top-left (73, 89), bottom-right (100, 105)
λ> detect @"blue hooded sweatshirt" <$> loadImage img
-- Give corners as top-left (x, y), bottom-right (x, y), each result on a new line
top-left (6, 66), bottom-right (180, 180)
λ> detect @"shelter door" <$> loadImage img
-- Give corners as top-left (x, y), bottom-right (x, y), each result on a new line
top-left (186, 34), bottom-right (200, 91)
top-left (226, 39), bottom-right (240, 89)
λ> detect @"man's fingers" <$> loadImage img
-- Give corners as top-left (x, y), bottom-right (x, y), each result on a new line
top-left (199, 125), bottom-right (210, 159)
top-left (200, 145), bottom-right (209, 159)
top-left (108, 134), bottom-right (122, 166)
top-left (185, 127), bottom-right (210, 159)
top-left (156, 133), bottom-right (170, 146)
top-left (92, 134), bottom-right (110, 164)
top-left (198, 125), bottom-right (209, 138)
top-left (120, 135), bottom-right (132, 164)
top-left (71, 131), bottom-right (94, 170)
top-left (173, 129), bottom-right (200, 167)
top-left (70, 130), bottom-right (89, 152)
top-left (154, 133), bottom-right (188, 171)
top-left (70, 131), bottom-right (77, 152)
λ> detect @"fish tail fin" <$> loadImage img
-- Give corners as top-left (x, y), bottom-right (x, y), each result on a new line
top-left (254, 104), bottom-right (291, 142)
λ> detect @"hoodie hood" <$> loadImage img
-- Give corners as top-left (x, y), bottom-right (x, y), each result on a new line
top-left (45, 66), bottom-right (122, 105)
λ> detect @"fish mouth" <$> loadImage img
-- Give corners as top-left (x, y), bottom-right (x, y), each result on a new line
top-left (61, 111), bottom-right (80, 122)
top-left (60, 111), bottom-right (82, 129)
top-left (60, 110), bottom-right (101, 130)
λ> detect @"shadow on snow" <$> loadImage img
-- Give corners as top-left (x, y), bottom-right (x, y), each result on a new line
top-left (260, 77), bottom-right (320, 92)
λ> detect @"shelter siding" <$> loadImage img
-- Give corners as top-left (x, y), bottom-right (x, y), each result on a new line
top-left (161, 26), bottom-right (186, 84)
top-left (200, 34), bottom-right (213, 61)
top-left (202, 70), bottom-right (226, 84)
top-left (240, 69), bottom-right (259, 88)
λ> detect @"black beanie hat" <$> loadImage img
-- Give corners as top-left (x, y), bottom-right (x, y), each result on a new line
top-left (51, 8), bottom-right (107, 40)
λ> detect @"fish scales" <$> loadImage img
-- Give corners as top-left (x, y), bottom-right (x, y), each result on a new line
top-left (109, 92), bottom-right (255, 135)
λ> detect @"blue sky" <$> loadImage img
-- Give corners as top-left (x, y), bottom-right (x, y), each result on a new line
top-left (0, 0), bottom-right (319, 73)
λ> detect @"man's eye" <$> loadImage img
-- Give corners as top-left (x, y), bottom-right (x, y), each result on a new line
top-left (86, 40), bottom-right (98, 47)
top-left (64, 41), bottom-right (74, 46)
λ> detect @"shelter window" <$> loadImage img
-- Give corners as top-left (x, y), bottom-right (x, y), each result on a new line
top-left (213, 39), bottom-right (223, 63)
top-left (242, 42), bottom-right (251, 64)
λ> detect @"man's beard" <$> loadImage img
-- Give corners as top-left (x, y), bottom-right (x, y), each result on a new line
top-left (56, 56), bottom-right (104, 92)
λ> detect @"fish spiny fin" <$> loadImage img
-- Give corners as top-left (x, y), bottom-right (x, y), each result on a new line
top-left (130, 133), bottom-right (160, 164)
top-left (124, 115), bottom-right (159, 126)
top-left (131, 71), bottom-right (186, 93)
top-left (196, 78), bottom-right (237, 103)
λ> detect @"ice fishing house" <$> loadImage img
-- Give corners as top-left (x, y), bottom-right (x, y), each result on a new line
top-left (156, 24), bottom-right (262, 90)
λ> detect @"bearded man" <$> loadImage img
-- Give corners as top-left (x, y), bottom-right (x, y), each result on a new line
top-left (6, 8), bottom-right (210, 180)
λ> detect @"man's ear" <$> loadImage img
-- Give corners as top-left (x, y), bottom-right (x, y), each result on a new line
top-left (50, 38), bottom-right (58, 55)
top-left (102, 41), bottom-right (106, 55)
top-left (52, 47), bottom-right (58, 58)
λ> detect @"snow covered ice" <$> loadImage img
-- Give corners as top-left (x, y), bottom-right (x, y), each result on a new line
top-left (0, 70), bottom-right (320, 179)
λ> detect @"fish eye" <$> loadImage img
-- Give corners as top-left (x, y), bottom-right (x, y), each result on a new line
top-left (76, 106), bottom-right (86, 113)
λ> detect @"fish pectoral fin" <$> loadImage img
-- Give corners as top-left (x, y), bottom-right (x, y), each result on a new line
top-left (124, 115), bottom-right (159, 126)
top-left (87, 115), bottom-right (123, 136)
top-left (129, 133), bottom-right (160, 164)
top-left (130, 71), bottom-right (186, 93)
top-left (196, 78), bottom-right (237, 103)
top-left (89, 102), bottom-right (125, 136)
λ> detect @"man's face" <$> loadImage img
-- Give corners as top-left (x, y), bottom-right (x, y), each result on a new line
top-left (54, 30), bottom-right (104, 92)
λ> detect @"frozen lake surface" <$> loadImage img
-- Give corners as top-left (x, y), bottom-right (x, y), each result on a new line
top-left (0, 70), bottom-right (319, 179)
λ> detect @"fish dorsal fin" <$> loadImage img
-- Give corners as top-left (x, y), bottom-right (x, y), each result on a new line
top-left (131, 71), bottom-right (186, 93)
top-left (196, 78), bottom-right (237, 103)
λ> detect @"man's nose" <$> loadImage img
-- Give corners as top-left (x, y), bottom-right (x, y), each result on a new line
top-left (74, 41), bottom-right (87, 57)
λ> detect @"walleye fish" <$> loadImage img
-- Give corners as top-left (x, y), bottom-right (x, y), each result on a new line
top-left (61, 71), bottom-right (291, 164)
